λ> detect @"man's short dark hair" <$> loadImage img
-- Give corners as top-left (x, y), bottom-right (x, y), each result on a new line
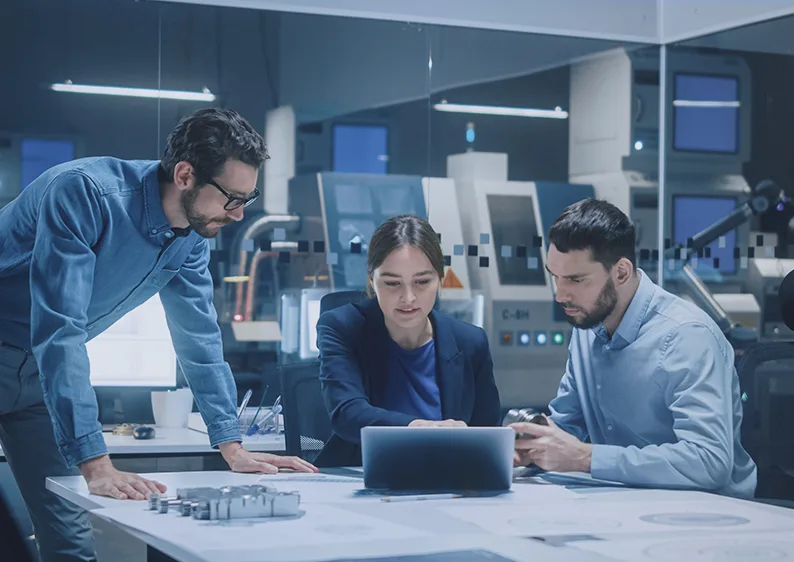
top-left (548, 198), bottom-right (636, 270)
top-left (159, 108), bottom-right (269, 184)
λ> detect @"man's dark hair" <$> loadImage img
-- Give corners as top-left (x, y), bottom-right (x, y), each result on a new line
top-left (159, 108), bottom-right (269, 184)
top-left (366, 215), bottom-right (445, 296)
top-left (548, 198), bottom-right (636, 270)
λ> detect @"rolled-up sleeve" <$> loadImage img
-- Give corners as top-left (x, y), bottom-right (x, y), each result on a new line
top-left (29, 172), bottom-right (108, 467)
top-left (159, 239), bottom-right (241, 448)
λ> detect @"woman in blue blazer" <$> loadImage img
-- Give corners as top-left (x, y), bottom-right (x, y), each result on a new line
top-left (314, 215), bottom-right (502, 467)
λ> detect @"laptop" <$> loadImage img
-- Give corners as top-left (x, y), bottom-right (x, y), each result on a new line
top-left (361, 426), bottom-right (515, 492)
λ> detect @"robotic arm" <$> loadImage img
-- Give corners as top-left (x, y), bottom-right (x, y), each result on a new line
top-left (666, 180), bottom-right (782, 345)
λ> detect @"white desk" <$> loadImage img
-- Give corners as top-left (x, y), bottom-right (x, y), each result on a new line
top-left (47, 470), bottom-right (794, 562)
top-left (0, 428), bottom-right (286, 459)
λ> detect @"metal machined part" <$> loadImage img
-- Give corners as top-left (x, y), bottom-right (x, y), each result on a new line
top-left (175, 487), bottom-right (219, 500)
top-left (158, 498), bottom-right (182, 514)
top-left (179, 500), bottom-right (195, 517)
top-left (148, 485), bottom-right (300, 520)
top-left (147, 493), bottom-right (161, 511)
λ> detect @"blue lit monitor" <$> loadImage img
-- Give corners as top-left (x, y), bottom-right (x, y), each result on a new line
top-left (672, 195), bottom-right (738, 275)
top-left (21, 139), bottom-right (75, 188)
top-left (333, 125), bottom-right (388, 174)
top-left (673, 74), bottom-right (739, 154)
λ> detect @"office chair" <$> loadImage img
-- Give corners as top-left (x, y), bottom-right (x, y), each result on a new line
top-left (735, 341), bottom-right (794, 503)
top-left (320, 290), bottom-right (368, 315)
top-left (278, 361), bottom-right (332, 463)
top-left (0, 490), bottom-right (35, 562)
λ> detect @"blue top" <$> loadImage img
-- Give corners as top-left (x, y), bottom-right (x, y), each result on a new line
top-left (315, 297), bottom-right (501, 467)
top-left (384, 338), bottom-right (442, 421)
top-left (0, 157), bottom-right (241, 467)
top-left (549, 270), bottom-right (757, 499)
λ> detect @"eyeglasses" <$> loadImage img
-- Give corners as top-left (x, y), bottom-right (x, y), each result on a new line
top-left (205, 178), bottom-right (260, 211)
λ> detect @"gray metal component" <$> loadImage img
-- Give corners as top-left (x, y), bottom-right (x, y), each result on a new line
top-left (158, 498), bottom-right (181, 514)
top-left (150, 485), bottom-right (301, 521)
top-left (147, 493), bottom-right (160, 511)
top-left (179, 501), bottom-right (194, 517)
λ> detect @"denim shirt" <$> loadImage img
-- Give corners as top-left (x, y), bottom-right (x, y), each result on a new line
top-left (549, 270), bottom-right (757, 499)
top-left (0, 157), bottom-right (241, 467)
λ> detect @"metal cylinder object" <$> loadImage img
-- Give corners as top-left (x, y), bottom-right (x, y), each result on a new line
top-left (502, 408), bottom-right (547, 426)
top-left (147, 493), bottom-right (160, 511)
top-left (179, 500), bottom-right (195, 517)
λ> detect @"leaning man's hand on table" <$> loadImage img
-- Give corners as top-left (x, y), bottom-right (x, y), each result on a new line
top-left (219, 442), bottom-right (318, 474)
top-left (511, 417), bottom-right (592, 473)
top-left (80, 455), bottom-right (167, 500)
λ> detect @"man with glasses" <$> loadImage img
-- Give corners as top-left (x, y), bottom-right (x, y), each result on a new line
top-left (0, 108), bottom-right (317, 561)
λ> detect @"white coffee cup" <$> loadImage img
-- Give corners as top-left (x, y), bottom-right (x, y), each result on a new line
top-left (151, 388), bottom-right (194, 428)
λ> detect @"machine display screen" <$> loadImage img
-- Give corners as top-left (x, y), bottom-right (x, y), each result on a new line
top-left (320, 173), bottom-right (427, 290)
top-left (673, 74), bottom-right (739, 154)
top-left (487, 194), bottom-right (546, 286)
top-left (672, 195), bottom-right (738, 274)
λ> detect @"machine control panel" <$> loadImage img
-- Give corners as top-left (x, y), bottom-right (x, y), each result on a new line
top-left (491, 300), bottom-right (572, 408)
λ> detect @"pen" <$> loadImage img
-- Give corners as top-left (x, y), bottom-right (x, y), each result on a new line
top-left (237, 389), bottom-right (253, 420)
top-left (381, 493), bottom-right (462, 503)
top-left (245, 385), bottom-right (269, 435)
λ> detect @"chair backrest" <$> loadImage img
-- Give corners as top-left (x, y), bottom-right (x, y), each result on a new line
top-left (279, 360), bottom-right (332, 462)
top-left (735, 341), bottom-right (794, 500)
top-left (0, 490), bottom-right (34, 562)
top-left (320, 290), bottom-right (368, 315)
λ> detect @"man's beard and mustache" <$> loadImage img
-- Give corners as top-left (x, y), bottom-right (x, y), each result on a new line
top-left (561, 277), bottom-right (618, 330)
top-left (181, 187), bottom-right (232, 238)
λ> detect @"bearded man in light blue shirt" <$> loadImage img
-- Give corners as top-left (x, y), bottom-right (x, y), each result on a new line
top-left (512, 198), bottom-right (757, 499)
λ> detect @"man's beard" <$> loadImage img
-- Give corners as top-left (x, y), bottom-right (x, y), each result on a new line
top-left (181, 188), bottom-right (231, 238)
top-left (563, 277), bottom-right (618, 330)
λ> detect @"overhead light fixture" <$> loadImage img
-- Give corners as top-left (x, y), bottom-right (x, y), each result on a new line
top-left (433, 101), bottom-right (568, 119)
top-left (673, 100), bottom-right (740, 108)
top-left (50, 81), bottom-right (216, 102)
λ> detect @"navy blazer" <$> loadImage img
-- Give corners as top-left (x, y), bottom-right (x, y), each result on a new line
top-left (314, 297), bottom-right (501, 467)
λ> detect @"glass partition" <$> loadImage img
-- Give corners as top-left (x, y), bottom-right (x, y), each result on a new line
top-left (661, 17), bottom-right (794, 348)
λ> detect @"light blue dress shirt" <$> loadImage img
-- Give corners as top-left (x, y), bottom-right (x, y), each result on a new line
top-left (549, 270), bottom-right (757, 498)
top-left (0, 157), bottom-right (241, 467)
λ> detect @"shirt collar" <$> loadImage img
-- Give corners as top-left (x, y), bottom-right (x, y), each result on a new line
top-left (612, 269), bottom-right (654, 346)
top-left (142, 161), bottom-right (172, 238)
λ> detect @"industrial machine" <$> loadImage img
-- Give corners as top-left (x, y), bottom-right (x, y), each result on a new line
top-left (568, 46), bottom-right (790, 344)
top-left (222, 46), bottom-right (793, 409)
top-left (447, 152), bottom-right (594, 408)
top-left (570, 48), bottom-right (754, 283)
top-left (748, 258), bottom-right (794, 340)
top-left (257, 160), bottom-right (592, 408)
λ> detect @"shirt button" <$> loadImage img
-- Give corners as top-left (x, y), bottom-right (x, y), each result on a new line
top-left (150, 229), bottom-right (157, 235)
top-left (607, 425), bottom-right (613, 431)
top-left (597, 384), bottom-right (602, 390)
top-left (165, 232), bottom-right (174, 238)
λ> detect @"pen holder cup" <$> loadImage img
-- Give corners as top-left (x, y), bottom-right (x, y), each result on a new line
top-left (239, 407), bottom-right (282, 435)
